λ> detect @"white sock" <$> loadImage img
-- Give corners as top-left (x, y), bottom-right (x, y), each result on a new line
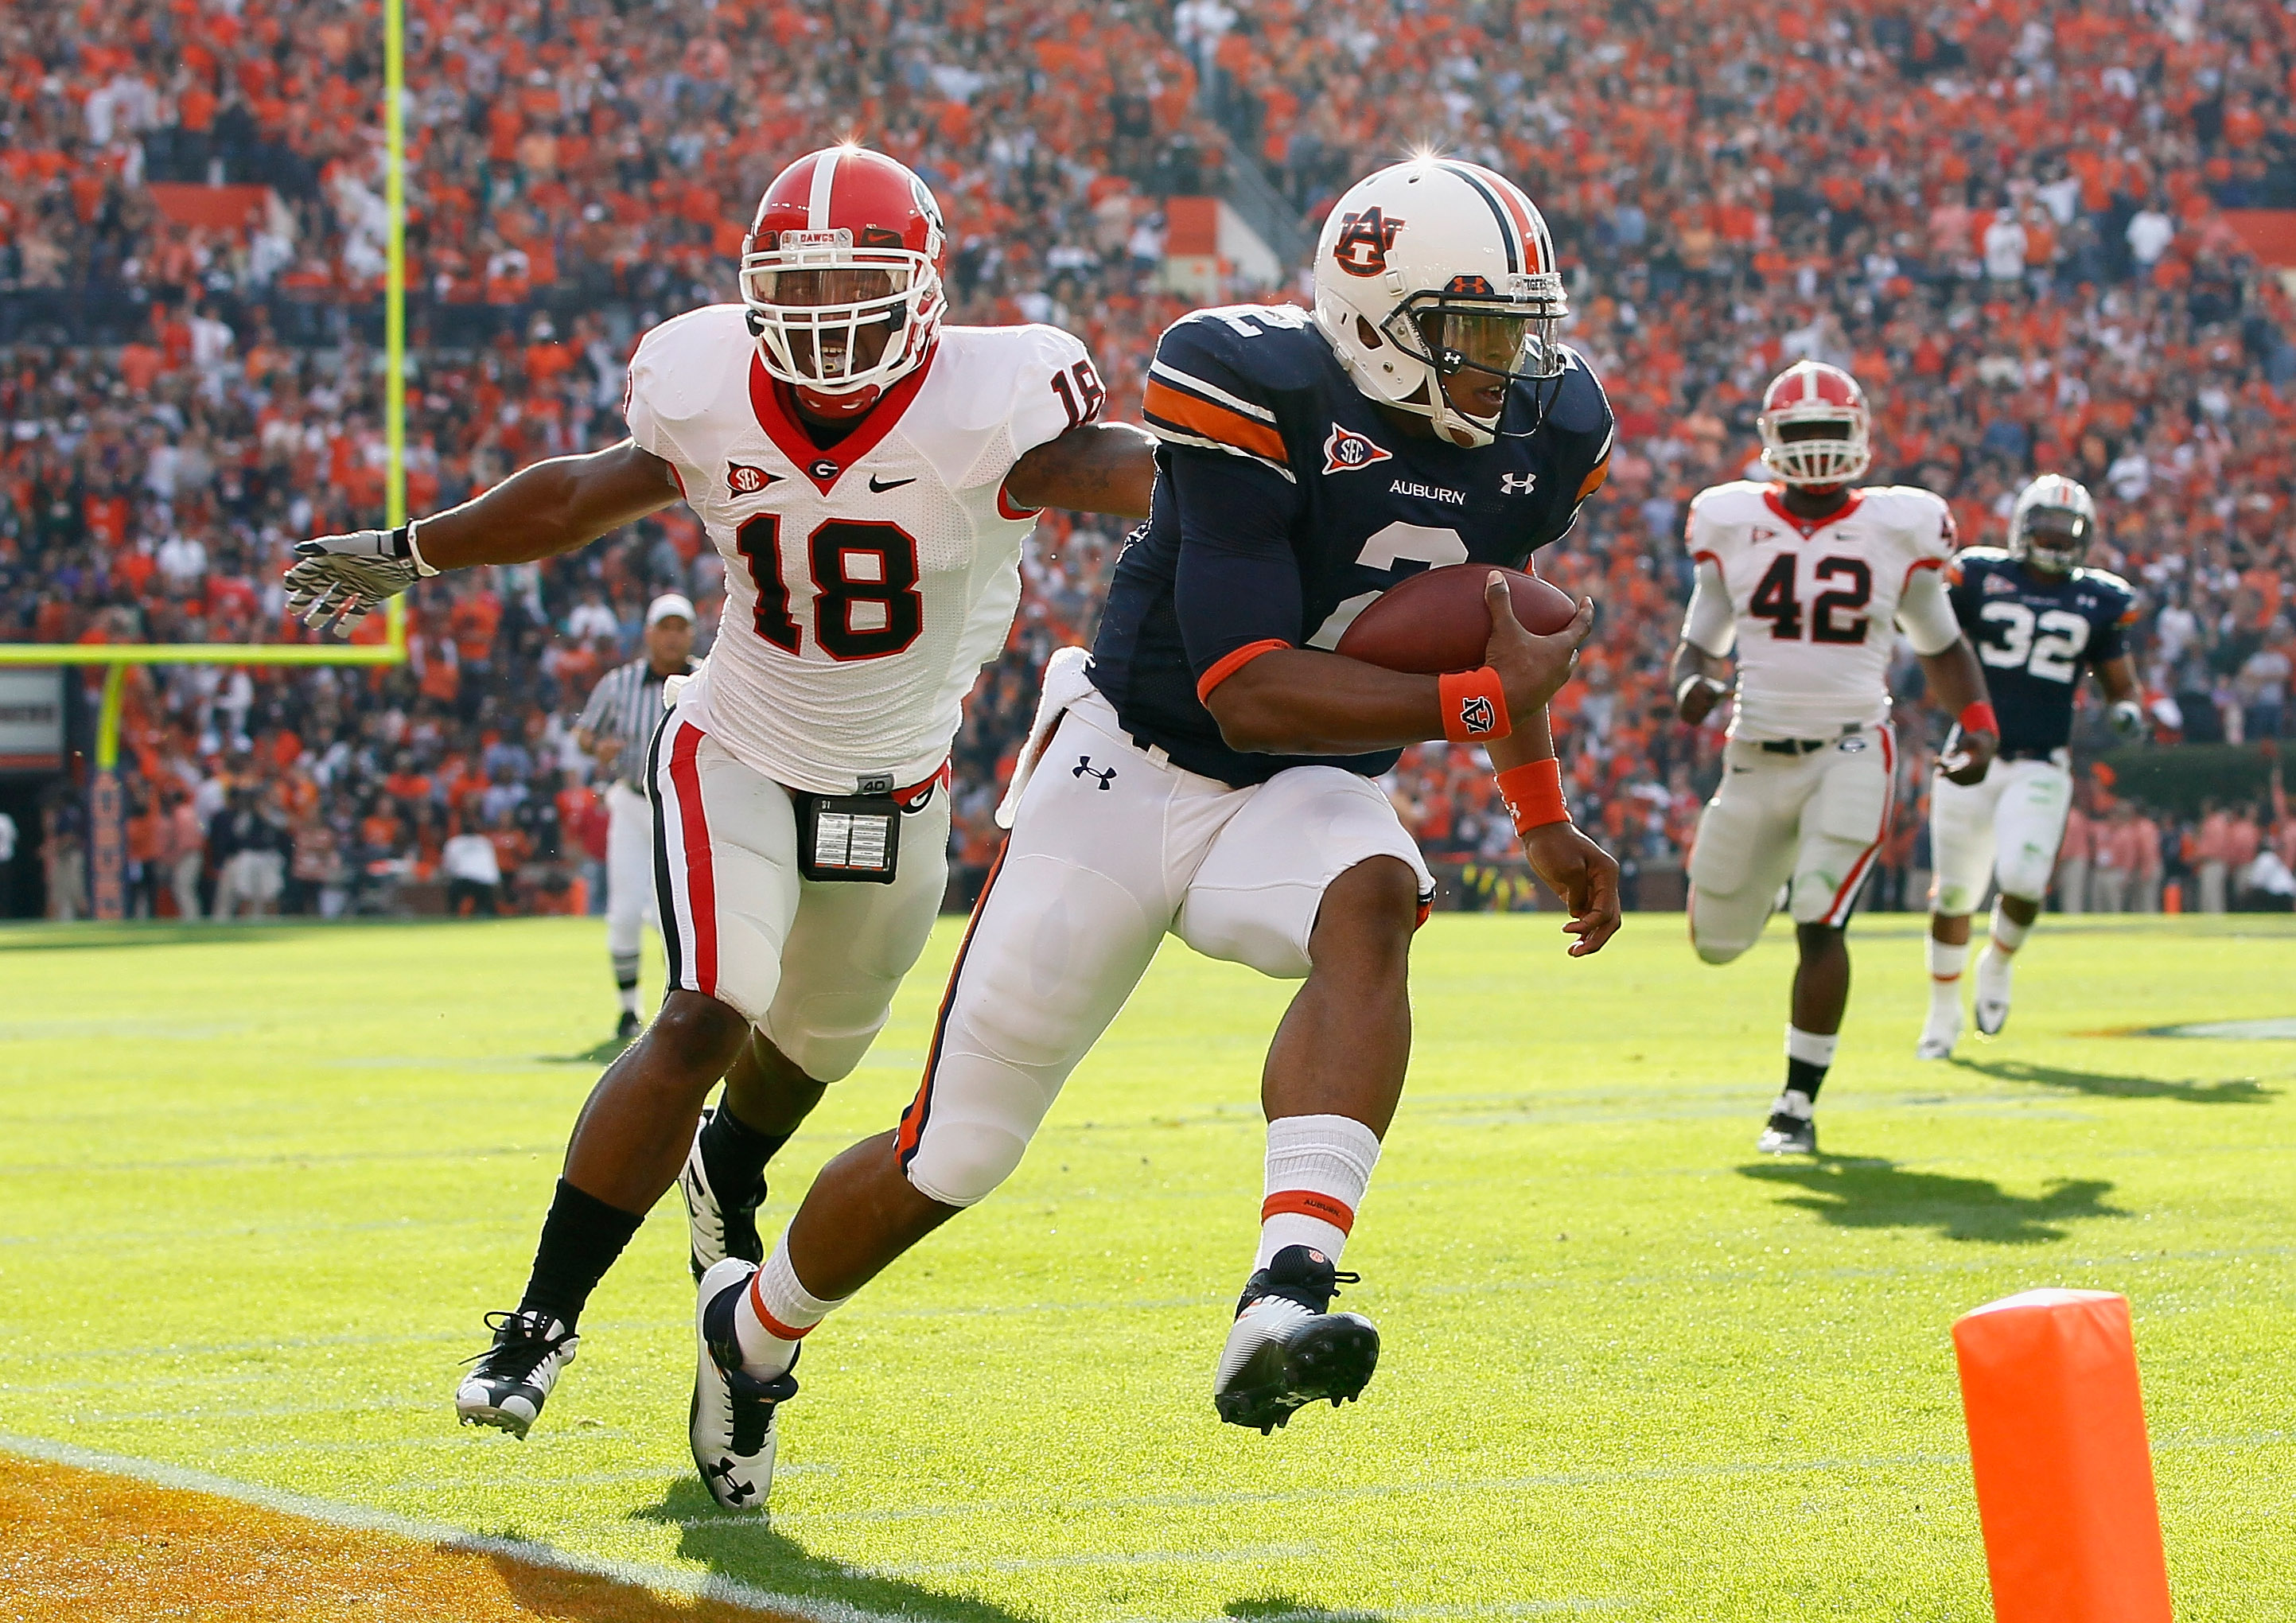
top-left (617, 984), bottom-right (640, 1015)
top-left (1927, 936), bottom-right (1967, 1008)
top-left (1256, 1114), bottom-right (1382, 1269)
top-left (1989, 901), bottom-right (2030, 954)
top-left (731, 1231), bottom-right (845, 1376)
top-left (1785, 1025), bottom-right (1839, 1068)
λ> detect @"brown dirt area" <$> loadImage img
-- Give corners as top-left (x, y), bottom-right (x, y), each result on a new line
top-left (0, 1453), bottom-right (806, 1623)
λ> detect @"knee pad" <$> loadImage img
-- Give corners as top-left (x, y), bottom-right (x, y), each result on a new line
top-left (901, 1115), bottom-right (1032, 1208)
top-left (1993, 848), bottom-right (2055, 905)
top-left (1932, 874), bottom-right (1987, 917)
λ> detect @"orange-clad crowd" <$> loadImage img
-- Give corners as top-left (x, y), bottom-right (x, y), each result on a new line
top-left (5, 0), bottom-right (2295, 918)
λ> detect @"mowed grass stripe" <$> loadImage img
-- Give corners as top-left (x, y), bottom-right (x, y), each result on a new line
top-left (2, 914), bottom-right (2293, 1619)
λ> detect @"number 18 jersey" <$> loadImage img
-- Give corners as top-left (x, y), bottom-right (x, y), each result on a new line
top-left (625, 304), bottom-right (1100, 796)
top-left (1685, 481), bottom-right (1957, 741)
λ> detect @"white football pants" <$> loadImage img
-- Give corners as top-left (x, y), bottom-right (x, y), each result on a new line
top-left (1687, 726), bottom-right (1896, 964)
top-left (893, 677), bottom-right (1433, 1210)
top-left (1928, 754), bottom-right (2074, 917)
top-left (649, 709), bottom-right (950, 1084)
top-left (605, 781), bottom-right (660, 964)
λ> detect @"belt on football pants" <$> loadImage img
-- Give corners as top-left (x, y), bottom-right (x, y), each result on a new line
top-left (1757, 724), bottom-right (1866, 756)
top-left (1998, 745), bottom-right (2070, 765)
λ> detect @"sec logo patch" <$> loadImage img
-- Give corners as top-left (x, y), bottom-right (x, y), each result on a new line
top-left (1321, 424), bottom-right (1395, 476)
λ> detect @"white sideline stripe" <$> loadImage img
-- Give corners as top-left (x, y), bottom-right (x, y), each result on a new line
top-left (0, 1430), bottom-right (902, 1623)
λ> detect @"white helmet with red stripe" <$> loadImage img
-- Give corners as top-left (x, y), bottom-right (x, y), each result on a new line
top-left (739, 146), bottom-right (948, 416)
top-left (1311, 158), bottom-right (1570, 449)
top-left (1757, 360), bottom-right (1873, 488)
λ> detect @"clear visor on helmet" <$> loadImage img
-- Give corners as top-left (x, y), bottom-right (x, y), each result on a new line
top-left (739, 242), bottom-right (934, 393)
top-left (2014, 507), bottom-right (2090, 571)
top-left (1383, 289), bottom-right (1568, 391)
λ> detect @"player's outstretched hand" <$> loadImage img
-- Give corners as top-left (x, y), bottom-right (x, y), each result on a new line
top-left (283, 528), bottom-right (426, 638)
top-left (1521, 821), bottom-right (1623, 957)
top-left (1484, 571), bottom-right (1594, 720)
top-left (1939, 723), bottom-right (1998, 787)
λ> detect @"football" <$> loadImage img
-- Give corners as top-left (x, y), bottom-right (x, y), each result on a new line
top-left (1334, 562), bottom-right (1580, 675)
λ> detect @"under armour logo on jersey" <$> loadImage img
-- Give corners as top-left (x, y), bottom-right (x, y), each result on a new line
top-left (1330, 208), bottom-right (1405, 277)
top-left (727, 461), bottom-right (780, 496)
top-left (1500, 472), bottom-right (1538, 495)
top-left (1072, 757), bottom-right (1117, 789)
top-left (1457, 695), bottom-right (1497, 737)
top-left (1321, 424), bottom-right (1394, 475)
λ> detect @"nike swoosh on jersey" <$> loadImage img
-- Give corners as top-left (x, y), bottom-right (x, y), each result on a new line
top-left (868, 474), bottom-right (917, 492)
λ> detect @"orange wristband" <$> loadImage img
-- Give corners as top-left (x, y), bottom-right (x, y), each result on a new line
top-left (1496, 757), bottom-right (1570, 832)
top-left (1438, 667), bottom-right (1511, 742)
top-left (1959, 701), bottom-right (1998, 734)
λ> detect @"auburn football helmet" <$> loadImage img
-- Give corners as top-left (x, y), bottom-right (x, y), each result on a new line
top-left (1757, 360), bottom-right (1872, 488)
top-left (2007, 473), bottom-right (2097, 574)
top-left (1311, 159), bottom-right (1570, 449)
top-left (740, 146), bottom-right (947, 415)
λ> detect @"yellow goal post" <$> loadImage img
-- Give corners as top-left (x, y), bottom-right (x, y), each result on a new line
top-left (1, 0), bottom-right (409, 919)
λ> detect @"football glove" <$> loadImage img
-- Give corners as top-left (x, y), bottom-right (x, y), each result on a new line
top-left (2108, 699), bottom-right (2149, 742)
top-left (284, 523), bottom-right (438, 637)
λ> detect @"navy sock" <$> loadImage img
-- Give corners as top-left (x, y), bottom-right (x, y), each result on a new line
top-left (1784, 1055), bottom-right (1829, 1104)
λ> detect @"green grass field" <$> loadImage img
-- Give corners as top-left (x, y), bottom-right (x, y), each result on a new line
top-left (2, 912), bottom-right (2293, 1621)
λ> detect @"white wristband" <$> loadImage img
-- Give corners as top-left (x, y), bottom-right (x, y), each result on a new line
top-left (405, 517), bottom-right (441, 578)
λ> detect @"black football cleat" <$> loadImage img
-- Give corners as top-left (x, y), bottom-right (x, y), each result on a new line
top-left (615, 1010), bottom-right (641, 1043)
top-left (1756, 1107), bottom-right (1817, 1155)
top-left (1213, 1244), bottom-right (1380, 1435)
top-left (455, 1309), bottom-right (578, 1439)
top-left (681, 1108), bottom-right (766, 1283)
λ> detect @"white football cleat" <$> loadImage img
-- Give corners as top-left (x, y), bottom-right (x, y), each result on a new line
top-left (1974, 947), bottom-right (2013, 1037)
top-left (456, 1310), bottom-right (578, 1439)
top-left (1755, 1088), bottom-right (1816, 1154)
top-left (1213, 1245), bottom-right (1380, 1434)
top-left (681, 1108), bottom-right (766, 1283)
top-left (691, 1258), bottom-right (798, 1513)
top-left (1917, 997), bottom-right (1961, 1060)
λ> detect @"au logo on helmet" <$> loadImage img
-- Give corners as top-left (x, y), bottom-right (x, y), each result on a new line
top-left (1331, 208), bottom-right (1406, 277)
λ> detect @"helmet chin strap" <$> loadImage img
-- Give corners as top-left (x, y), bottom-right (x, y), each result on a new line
top-left (1402, 377), bottom-right (1498, 450)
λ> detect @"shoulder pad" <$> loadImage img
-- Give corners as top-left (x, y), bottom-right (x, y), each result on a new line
top-left (1957, 546), bottom-right (2013, 565)
top-left (1528, 348), bottom-right (1613, 440)
top-left (1142, 307), bottom-right (1324, 471)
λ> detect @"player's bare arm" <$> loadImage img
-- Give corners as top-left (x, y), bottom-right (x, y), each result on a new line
top-left (2097, 653), bottom-right (2148, 739)
top-left (1489, 710), bottom-right (1621, 956)
top-left (286, 440), bottom-right (683, 634)
top-left (1668, 638), bottom-right (1730, 727)
top-left (1204, 577), bottom-right (1594, 756)
top-left (1921, 635), bottom-right (1998, 785)
top-left (1002, 421), bottom-right (1158, 518)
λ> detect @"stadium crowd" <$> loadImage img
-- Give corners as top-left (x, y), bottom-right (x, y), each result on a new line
top-left (6, 0), bottom-right (2296, 919)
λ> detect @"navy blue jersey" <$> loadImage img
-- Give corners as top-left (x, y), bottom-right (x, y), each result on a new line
top-left (1090, 304), bottom-right (1614, 787)
top-left (1948, 547), bottom-right (2137, 753)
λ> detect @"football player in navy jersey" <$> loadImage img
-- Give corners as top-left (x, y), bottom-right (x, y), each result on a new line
top-left (685, 161), bottom-right (1621, 1483)
top-left (1919, 474), bottom-right (2146, 1057)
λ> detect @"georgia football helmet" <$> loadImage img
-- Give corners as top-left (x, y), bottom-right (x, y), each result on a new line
top-left (739, 146), bottom-right (947, 416)
top-left (1311, 159), bottom-right (1570, 450)
top-left (1757, 360), bottom-right (1872, 488)
top-left (2007, 473), bottom-right (2097, 574)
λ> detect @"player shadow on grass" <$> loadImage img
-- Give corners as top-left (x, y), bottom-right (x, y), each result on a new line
top-left (1947, 1055), bottom-right (2276, 1104)
top-left (1735, 1158), bottom-right (2127, 1244)
top-left (625, 1477), bottom-right (1038, 1623)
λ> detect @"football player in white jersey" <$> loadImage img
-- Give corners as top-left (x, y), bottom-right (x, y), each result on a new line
top-left (283, 147), bottom-right (1155, 1489)
top-left (1668, 360), bottom-right (1997, 1155)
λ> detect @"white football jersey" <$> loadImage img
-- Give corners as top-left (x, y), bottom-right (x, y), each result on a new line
top-left (1684, 481), bottom-right (1956, 741)
top-left (625, 305), bottom-right (1100, 795)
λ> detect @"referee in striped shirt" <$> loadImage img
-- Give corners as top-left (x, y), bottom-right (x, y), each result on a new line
top-left (578, 593), bottom-right (698, 1042)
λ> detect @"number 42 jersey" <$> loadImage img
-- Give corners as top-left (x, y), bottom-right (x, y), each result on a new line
top-left (624, 303), bottom-right (1103, 796)
top-left (1684, 481), bottom-right (1959, 741)
top-left (1947, 547), bottom-right (2136, 754)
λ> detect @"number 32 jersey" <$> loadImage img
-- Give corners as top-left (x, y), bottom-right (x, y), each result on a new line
top-left (1947, 547), bottom-right (2135, 753)
top-left (1685, 481), bottom-right (1956, 741)
top-left (625, 303), bottom-right (1100, 796)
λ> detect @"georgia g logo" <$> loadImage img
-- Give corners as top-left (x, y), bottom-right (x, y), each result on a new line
top-left (1458, 693), bottom-right (1496, 737)
top-left (1331, 208), bottom-right (1405, 278)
